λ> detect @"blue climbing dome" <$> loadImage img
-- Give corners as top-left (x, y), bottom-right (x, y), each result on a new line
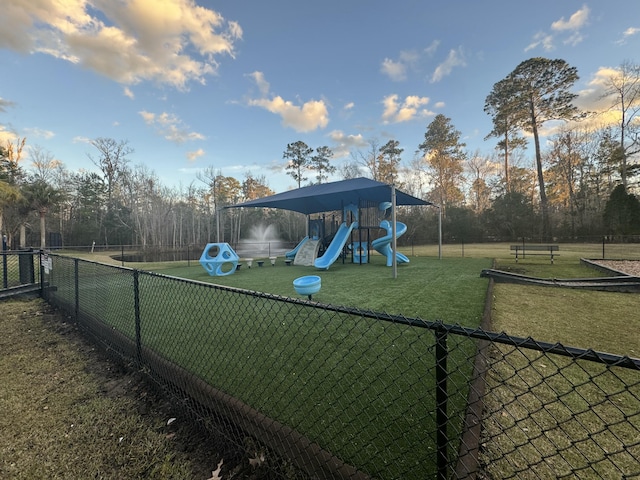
top-left (199, 243), bottom-right (239, 276)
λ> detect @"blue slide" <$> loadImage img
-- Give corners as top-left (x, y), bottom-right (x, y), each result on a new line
top-left (371, 220), bottom-right (409, 267)
top-left (286, 236), bottom-right (310, 260)
top-left (314, 222), bottom-right (358, 270)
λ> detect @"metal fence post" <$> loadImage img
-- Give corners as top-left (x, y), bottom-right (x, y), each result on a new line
top-left (18, 249), bottom-right (35, 285)
top-left (435, 327), bottom-right (449, 480)
top-left (133, 269), bottom-right (142, 364)
top-left (39, 250), bottom-right (45, 297)
top-left (2, 235), bottom-right (7, 289)
top-left (74, 258), bottom-right (79, 321)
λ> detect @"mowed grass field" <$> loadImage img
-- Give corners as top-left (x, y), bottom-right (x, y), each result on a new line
top-left (54, 242), bottom-right (640, 478)
top-left (46, 252), bottom-right (490, 479)
top-left (129, 241), bottom-right (640, 356)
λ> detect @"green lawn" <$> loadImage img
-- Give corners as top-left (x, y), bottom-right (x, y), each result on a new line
top-left (157, 253), bottom-right (489, 324)
top-left (47, 252), bottom-right (490, 479)
top-left (51, 243), bottom-right (640, 478)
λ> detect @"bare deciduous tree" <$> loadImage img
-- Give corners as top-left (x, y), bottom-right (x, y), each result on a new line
top-left (598, 60), bottom-right (640, 188)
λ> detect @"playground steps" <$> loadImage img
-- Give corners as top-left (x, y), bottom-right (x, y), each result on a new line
top-left (294, 239), bottom-right (321, 266)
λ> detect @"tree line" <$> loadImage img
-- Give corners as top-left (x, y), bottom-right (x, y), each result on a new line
top-left (1, 56), bottom-right (639, 250)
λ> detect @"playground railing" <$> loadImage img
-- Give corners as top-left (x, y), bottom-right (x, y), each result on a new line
top-left (37, 253), bottom-right (640, 480)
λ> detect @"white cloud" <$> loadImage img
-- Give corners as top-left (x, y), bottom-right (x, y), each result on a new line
top-left (430, 47), bottom-right (466, 83)
top-left (72, 135), bottom-right (91, 144)
top-left (526, 5), bottom-right (589, 52)
top-left (381, 58), bottom-right (407, 81)
top-left (246, 72), bottom-right (329, 132)
top-left (139, 110), bottom-right (205, 143)
top-left (564, 31), bottom-right (584, 47)
top-left (616, 27), bottom-right (640, 45)
top-left (246, 71), bottom-right (270, 96)
top-left (382, 94), bottom-right (433, 123)
top-left (248, 97), bottom-right (329, 132)
top-left (123, 87), bottom-right (134, 99)
top-left (328, 130), bottom-right (367, 158)
top-left (23, 127), bottom-right (55, 139)
top-left (380, 47), bottom-right (433, 82)
top-left (571, 66), bottom-right (633, 128)
top-left (340, 102), bottom-right (355, 119)
top-left (525, 31), bottom-right (555, 52)
top-left (186, 148), bottom-right (205, 162)
top-left (328, 130), bottom-right (366, 147)
top-left (0, 0), bottom-right (242, 90)
top-left (424, 40), bottom-right (440, 57)
top-left (556, 65), bottom-right (640, 133)
top-left (551, 5), bottom-right (590, 31)
top-left (0, 125), bottom-right (17, 145)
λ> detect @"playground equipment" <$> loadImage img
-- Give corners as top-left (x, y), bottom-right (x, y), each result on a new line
top-left (351, 241), bottom-right (368, 264)
top-left (293, 275), bottom-right (321, 300)
top-left (314, 204), bottom-right (359, 270)
top-left (287, 236), bottom-right (322, 266)
top-left (286, 237), bottom-right (310, 260)
top-left (285, 201), bottom-right (410, 270)
top-left (199, 243), bottom-right (239, 276)
top-left (371, 220), bottom-right (410, 266)
top-left (313, 221), bottom-right (358, 269)
top-left (293, 238), bottom-right (321, 266)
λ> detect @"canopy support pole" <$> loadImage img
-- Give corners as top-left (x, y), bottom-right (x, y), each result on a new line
top-left (392, 184), bottom-right (397, 279)
top-left (437, 204), bottom-right (442, 260)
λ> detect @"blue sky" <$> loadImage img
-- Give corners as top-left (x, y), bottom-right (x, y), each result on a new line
top-left (1, 0), bottom-right (639, 193)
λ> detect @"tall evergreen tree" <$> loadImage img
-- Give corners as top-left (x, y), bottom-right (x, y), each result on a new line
top-left (484, 77), bottom-right (528, 192)
top-left (603, 184), bottom-right (640, 237)
top-left (283, 141), bottom-right (313, 188)
top-left (378, 140), bottom-right (403, 185)
top-left (310, 146), bottom-right (335, 184)
top-left (417, 114), bottom-right (466, 215)
top-left (491, 57), bottom-right (581, 241)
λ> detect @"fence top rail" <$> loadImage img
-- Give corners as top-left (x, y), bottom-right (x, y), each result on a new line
top-left (50, 253), bottom-right (640, 371)
top-left (1, 249), bottom-right (40, 254)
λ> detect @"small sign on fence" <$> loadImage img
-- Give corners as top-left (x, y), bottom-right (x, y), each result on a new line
top-left (41, 254), bottom-right (52, 274)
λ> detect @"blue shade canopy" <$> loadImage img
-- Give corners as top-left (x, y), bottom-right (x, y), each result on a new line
top-left (227, 177), bottom-right (432, 215)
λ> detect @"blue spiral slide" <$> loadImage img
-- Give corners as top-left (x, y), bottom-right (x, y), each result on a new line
top-left (371, 220), bottom-right (409, 266)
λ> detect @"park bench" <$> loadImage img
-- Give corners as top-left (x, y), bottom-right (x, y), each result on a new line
top-left (510, 244), bottom-right (559, 264)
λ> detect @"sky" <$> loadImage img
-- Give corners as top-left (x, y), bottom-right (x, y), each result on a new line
top-left (1, 0), bottom-right (639, 194)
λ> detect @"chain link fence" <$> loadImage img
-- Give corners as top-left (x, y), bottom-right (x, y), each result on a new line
top-left (29, 253), bottom-right (640, 479)
top-left (0, 249), bottom-right (40, 296)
